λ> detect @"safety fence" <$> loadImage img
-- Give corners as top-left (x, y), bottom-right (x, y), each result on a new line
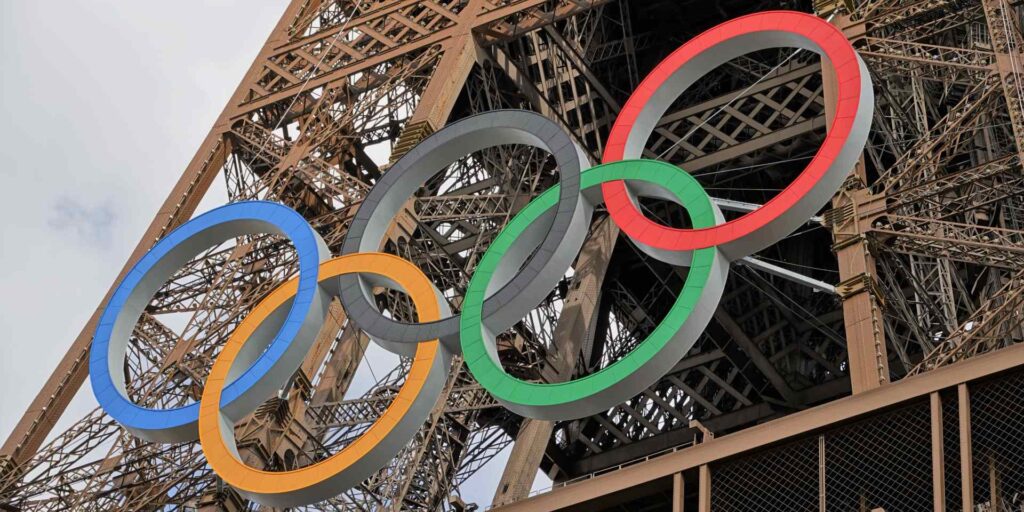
top-left (970, 370), bottom-right (1024, 511)
top-left (710, 368), bottom-right (1024, 511)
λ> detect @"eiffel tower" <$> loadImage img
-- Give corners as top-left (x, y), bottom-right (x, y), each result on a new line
top-left (3, 0), bottom-right (1024, 510)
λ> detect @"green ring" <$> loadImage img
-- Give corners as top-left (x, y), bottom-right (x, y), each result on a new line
top-left (460, 159), bottom-right (720, 416)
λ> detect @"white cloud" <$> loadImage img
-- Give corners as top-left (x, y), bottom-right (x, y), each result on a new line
top-left (46, 196), bottom-right (117, 247)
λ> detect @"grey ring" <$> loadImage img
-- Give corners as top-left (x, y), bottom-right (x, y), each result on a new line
top-left (338, 110), bottom-right (590, 354)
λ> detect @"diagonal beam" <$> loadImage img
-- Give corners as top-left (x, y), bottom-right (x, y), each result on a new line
top-left (713, 309), bottom-right (800, 405)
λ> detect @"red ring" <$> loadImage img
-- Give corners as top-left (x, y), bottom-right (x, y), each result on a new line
top-left (601, 11), bottom-right (865, 255)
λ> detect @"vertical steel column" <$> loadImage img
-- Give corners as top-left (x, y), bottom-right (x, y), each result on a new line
top-left (931, 392), bottom-right (946, 511)
top-left (959, 383), bottom-right (974, 509)
top-left (819, 434), bottom-right (827, 512)
top-left (673, 472), bottom-right (685, 512)
top-left (698, 464), bottom-right (711, 512)
top-left (823, 14), bottom-right (889, 394)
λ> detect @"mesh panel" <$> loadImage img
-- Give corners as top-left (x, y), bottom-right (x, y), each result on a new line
top-left (705, 372), bottom-right (1024, 510)
top-left (942, 390), bottom-right (962, 511)
top-left (711, 437), bottom-right (819, 512)
top-left (824, 400), bottom-right (933, 511)
top-left (971, 370), bottom-right (1024, 511)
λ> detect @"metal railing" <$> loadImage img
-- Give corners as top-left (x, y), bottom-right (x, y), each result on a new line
top-left (485, 440), bottom-right (694, 509)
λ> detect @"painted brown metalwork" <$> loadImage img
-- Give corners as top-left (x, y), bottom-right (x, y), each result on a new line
top-left (2, 0), bottom-right (1024, 510)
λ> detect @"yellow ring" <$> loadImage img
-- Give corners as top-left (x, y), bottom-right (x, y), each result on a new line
top-left (198, 253), bottom-right (447, 507)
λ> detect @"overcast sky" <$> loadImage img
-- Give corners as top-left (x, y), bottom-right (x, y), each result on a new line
top-left (0, 1), bottom-right (545, 507)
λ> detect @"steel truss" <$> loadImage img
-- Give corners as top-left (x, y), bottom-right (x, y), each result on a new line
top-left (2, 0), bottom-right (1023, 510)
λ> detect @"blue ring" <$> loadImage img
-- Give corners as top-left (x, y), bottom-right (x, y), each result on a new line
top-left (89, 201), bottom-right (325, 442)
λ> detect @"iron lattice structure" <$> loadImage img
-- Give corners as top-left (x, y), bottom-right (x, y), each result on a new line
top-left (2, 0), bottom-right (1024, 510)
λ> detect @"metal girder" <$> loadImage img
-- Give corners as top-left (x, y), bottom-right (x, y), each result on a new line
top-left (884, 154), bottom-right (1024, 218)
top-left (713, 308), bottom-right (800, 405)
top-left (910, 267), bottom-right (1024, 373)
top-left (473, 0), bottom-right (614, 45)
top-left (872, 215), bottom-right (1024, 269)
top-left (858, 37), bottom-right (994, 84)
top-left (7, 0), bottom-right (1024, 510)
top-left (493, 217), bottom-right (619, 505)
top-left (647, 61), bottom-right (826, 171)
top-left (876, 77), bottom-right (1002, 194)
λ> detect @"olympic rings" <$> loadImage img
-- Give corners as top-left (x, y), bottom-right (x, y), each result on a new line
top-left (199, 254), bottom-right (450, 507)
top-left (601, 11), bottom-right (874, 262)
top-left (90, 10), bottom-right (873, 507)
top-left (461, 160), bottom-right (728, 420)
top-left (89, 201), bottom-right (330, 443)
top-left (338, 110), bottom-right (590, 354)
